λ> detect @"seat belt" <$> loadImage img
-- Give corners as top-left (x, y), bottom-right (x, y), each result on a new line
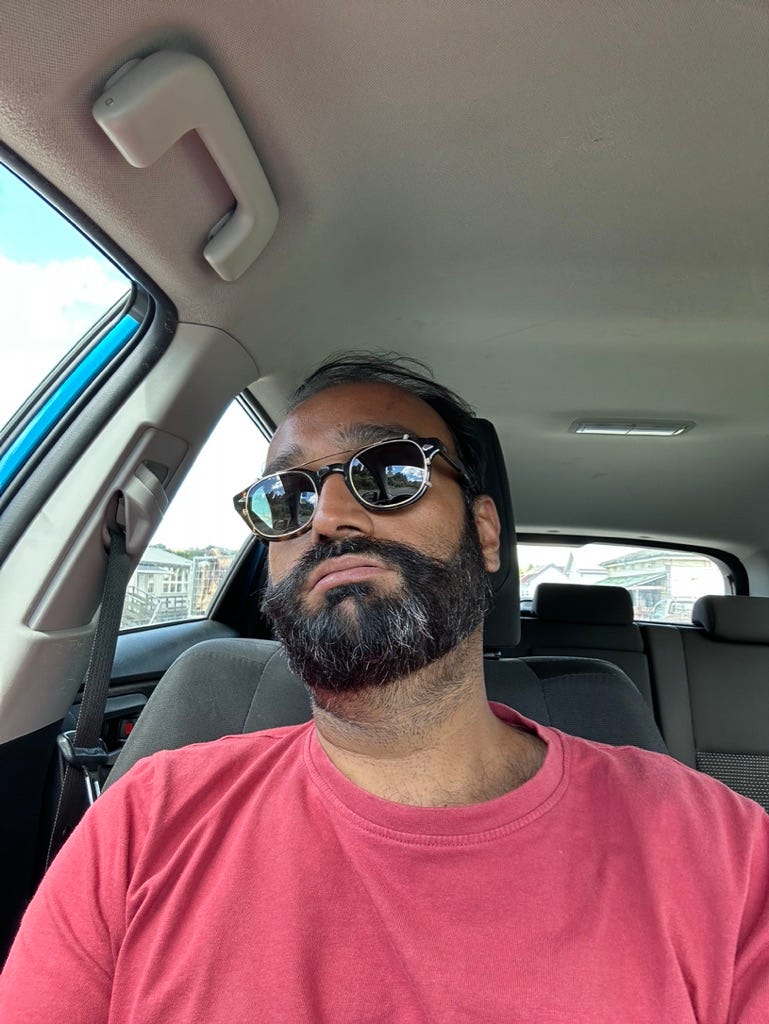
top-left (46, 522), bottom-right (131, 867)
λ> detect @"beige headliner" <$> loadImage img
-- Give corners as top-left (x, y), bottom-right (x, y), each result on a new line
top-left (1, 0), bottom-right (768, 557)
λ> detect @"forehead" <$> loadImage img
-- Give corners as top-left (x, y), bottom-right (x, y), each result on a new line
top-left (267, 381), bottom-right (454, 469)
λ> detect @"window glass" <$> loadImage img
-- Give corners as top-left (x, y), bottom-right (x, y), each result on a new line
top-left (0, 163), bottom-right (130, 431)
top-left (518, 541), bottom-right (728, 623)
top-left (120, 401), bottom-right (269, 630)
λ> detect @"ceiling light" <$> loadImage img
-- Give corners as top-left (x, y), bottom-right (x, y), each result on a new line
top-left (569, 420), bottom-right (694, 437)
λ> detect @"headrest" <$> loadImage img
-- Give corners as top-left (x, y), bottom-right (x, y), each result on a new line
top-left (475, 418), bottom-right (520, 651)
top-left (692, 595), bottom-right (769, 644)
top-left (534, 583), bottom-right (635, 626)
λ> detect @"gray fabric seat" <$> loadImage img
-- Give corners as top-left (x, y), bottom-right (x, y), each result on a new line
top-left (106, 639), bottom-right (668, 788)
top-left (673, 596), bottom-right (769, 809)
top-left (640, 622), bottom-right (696, 768)
top-left (514, 584), bottom-right (654, 707)
top-left (107, 418), bottom-right (669, 787)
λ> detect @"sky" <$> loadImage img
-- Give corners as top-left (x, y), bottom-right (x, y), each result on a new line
top-left (0, 167), bottom-right (129, 425)
top-left (0, 163), bottom-right (260, 551)
top-left (518, 542), bottom-right (638, 572)
top-left (150, 401), bottom-right (265, 551)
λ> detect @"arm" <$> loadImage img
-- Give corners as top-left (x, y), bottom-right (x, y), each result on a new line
top-left (0, 757), bottom-right (154, 1023)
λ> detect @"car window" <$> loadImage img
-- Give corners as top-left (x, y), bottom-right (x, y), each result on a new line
top-left (120, 400), bottom-right (269, 630)
top-left (0, 162), bottom-right (133, 497)
top-left (0, 162), bottom-right (131, 432)
top-left (518, 541), bottom-right (728, 623)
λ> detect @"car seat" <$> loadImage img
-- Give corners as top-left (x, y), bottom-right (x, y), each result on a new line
top-left (107, 419), bottom-right (668, 787)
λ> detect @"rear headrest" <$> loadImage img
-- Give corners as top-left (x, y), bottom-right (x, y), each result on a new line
top-left (692, 595), bottom-right (769, 644)
top-left (534, 583), bottom-right (634, 626)
top-left (475, 418), bottom-right (520, 652)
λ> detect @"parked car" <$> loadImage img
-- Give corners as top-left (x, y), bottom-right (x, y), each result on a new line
top-left (650, 598), bottom-right (696, 623)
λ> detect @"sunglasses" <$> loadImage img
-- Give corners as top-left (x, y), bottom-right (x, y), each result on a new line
top-left (233, 434), bottom-right (470, 541)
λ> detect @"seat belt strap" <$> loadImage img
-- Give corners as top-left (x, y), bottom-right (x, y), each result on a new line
top-left (46, 523), bottom-right (131, 867)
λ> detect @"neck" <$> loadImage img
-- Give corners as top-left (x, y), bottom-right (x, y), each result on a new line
top-left (310, 635), bottom-right (546, 806)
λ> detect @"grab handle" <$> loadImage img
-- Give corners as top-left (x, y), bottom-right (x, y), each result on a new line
top-left (93, 51), bottom-right (278, 281)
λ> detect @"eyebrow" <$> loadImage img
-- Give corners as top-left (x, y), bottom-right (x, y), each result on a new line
top-left (262, 422), bottom-right (414, 476)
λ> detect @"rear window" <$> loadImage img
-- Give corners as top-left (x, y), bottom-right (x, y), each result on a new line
top-left (518, 542), bottom-right (729, 624)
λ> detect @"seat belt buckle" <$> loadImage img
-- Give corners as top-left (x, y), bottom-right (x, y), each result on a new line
top-left (57, 731), bottom-right (109, 805)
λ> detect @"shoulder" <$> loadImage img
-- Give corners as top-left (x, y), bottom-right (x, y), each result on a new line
top-left (506, 704), bottom-right (767, 829)
top-left (561, 729), bottom-right (769, 836)
top-left (106, 720), bottom-right (313, 810)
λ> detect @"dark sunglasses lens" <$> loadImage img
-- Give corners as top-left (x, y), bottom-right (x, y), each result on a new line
top-left (350, 441), bottom-right (427, 508)
top-left (247, 472), bottom-right (317, 537)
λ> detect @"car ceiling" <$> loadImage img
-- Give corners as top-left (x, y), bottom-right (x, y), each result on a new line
top-left (1, 0), bottom-right (767, 558)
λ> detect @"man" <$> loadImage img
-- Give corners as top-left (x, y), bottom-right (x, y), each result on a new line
top-left (2, 353), bottom-right (768, 1021)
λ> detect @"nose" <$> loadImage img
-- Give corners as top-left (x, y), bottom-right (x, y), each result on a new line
top-left (310, 470), bottom-right (375, 542)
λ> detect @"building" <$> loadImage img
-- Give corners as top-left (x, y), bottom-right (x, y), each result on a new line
top-left (122, 547), bottom-right (192, 627)
top-left (593, 549), bottom-right (724, 620)
top-left (188, 548), bottom-right (237, 617)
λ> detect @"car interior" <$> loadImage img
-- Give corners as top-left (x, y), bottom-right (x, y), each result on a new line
top-left (0, 0), bottom-right (767, 964)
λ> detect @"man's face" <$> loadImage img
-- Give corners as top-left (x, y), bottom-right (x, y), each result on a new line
top-left (261, 382), bottom-right (500, 693)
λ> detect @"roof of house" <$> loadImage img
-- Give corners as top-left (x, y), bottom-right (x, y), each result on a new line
top-left (137, 547), bottom-right (193, 569)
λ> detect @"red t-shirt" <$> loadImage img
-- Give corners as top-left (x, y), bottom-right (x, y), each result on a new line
top-left (2, 704), bottom-right (768, 1022)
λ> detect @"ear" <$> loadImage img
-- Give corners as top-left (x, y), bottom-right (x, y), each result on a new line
top-left (472, 495), bottom-right (501, 573)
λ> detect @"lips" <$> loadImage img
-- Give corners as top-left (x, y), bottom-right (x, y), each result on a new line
top-left (307, 554), bottom-right (392, 595)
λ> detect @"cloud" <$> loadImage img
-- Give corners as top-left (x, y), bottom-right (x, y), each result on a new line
top-left (0, 253), bottom-right (129, 425)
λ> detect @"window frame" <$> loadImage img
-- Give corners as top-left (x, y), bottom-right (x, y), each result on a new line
top-left (0, 292), bottom-right (141, 499)
top-left (0, 147), bottom-right (177, 564)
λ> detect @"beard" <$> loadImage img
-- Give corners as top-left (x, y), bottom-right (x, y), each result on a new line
top-left (261, 513), bottom-right (492, 694)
